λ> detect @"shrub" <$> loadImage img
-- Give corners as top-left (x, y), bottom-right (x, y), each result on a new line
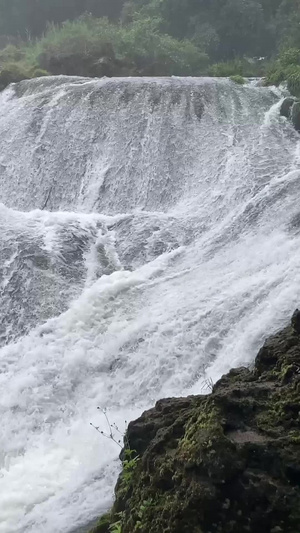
top-left (209, 58), bottom-right (262, 77)
top-left (230, 74), bottom-right (245, 84)
top-left (90, 513), bottom-right (111, 533)
top-left (22, 17), bottom-right (121, 75)
top-left (31, 68), bottom-right (50, 78)
top-left (287, 66), bottom-right (300, 97)
top-left (210, 56), bottom-right (271, 78)
top-left (20, 16), bottom-right (208, 77)
top-left (38, 18), bottom-right (117, 60)
top-left (266, 64), bottom-right (286, 85)
top-left (0, 62), bottom-right (31, 90)
top-left (6, 15), bottom-right (285, 81)
top-left (265, 48), bottom-right (300, 96)
top-left (210, 59), bottom-right (244, 77)
top-left (0, 44), bottom-right (26, 64)
top-left (279, 48), bottom-right (300, 67)
top-left (117, 17), bottom-right (208, 75)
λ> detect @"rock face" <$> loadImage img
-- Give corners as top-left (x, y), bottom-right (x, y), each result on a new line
top-left (38, 49), bottom-right (135, 78)
top-left (92, 315), bottom-right (300, 533)
top-left (291, 101), bottom-right (300, 132)
top-left (291, 309), bottom-right (300, 333)
top-left (280, 97), bottom-right (295, 119)
top-left (280, 97), bottom-right (300, 132)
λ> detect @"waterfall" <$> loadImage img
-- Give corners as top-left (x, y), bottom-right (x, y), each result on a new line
top-left (0, 76), bottom-right (299, 533)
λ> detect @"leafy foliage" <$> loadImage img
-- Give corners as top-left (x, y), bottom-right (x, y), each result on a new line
top-left (210, 58), bottom-right (267, 78)
top-left (0, 0), bottom-right (298, 85)
top-left (124, 0), bottom-right (300, 60)
top-left (109, 522), bottom-right (122, 533)
top-left (287, 67), bottom-right (300, 97)
top-left (0, 0), bottom-right (299, 65)
top-left (0, 0), bottom-right (299, 91)
top-left (266, 47), bottom-right (300, 96)
top-left (230, 75), bottom-right (246, 85)
top-left (121, 449), bottom-right (140, 484)
top-left (0, 0), bottom-right (125, 37)
top-left (0, 62), bottom-right (31, 89)
top-left (90, 513), bottom-right (112, 533)
top-left (280, 48), bottom-right (300, 67)
top-left (0, 16), bottom-right (205, 81)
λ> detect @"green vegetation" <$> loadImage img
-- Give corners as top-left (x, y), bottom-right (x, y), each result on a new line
top-left (0, 59), bottom-right (49, 91)
top-left (0, 0), bottom-right (124, 37)
top-left (229, 75), bottom-right (246, 85)
top-left (90, 449), bottom-right (140, 533)
top-left (0, 0), bottom-right (299, 89)
top-left (0, 63), bottom-right (31, 90)
top-left (1, 0), bottom-right (299, 61)
top-left (109, 521), bottom-right (122, 533)
top-left (90, 514), bottom-right (112, 533)
top-left (210, 57), bottom-right (271, 78)
top-left (0, 16), bottom-right (208, 87)
top-left (266, 47), bottom-right (300, 96)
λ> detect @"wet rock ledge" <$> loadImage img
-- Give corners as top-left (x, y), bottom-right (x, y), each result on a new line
top-left (91, 313), bottom-right (300, 533)
top-left (280, 97), bottom-right (300, 132)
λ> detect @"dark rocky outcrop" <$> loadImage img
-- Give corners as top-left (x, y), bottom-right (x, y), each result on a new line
top-left (37, 50), bottom-right (186, 79)
top-left (92, 314), bottom-right (300, 533)
top-left (280, 97), bottom-right (295, 119)
top-left (291, 309), bottom-right (300, 334)
top-left (280, 97), bottom-right (300, 132)
top-left (0, 62), bottom-right (31, 90)
top-left (38, 47), bottom-right (136, 78)
top-left (291, 101), bottom-right (300, 132)
top-left (0, 63), bottom-right (49, 91)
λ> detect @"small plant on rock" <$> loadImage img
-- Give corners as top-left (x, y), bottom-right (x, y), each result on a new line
top-left (122, 449), bottom-right (140, 485)
top-left (136, 499), bottom-right (155, 530)
top-left (90, 408), bottom-right (140, 533)
top-left (230, 74), bottom-right (246, 85)
top-left (0, 62), bottom-right (32, 90)
top-left (109, 521), bottom-right (122, 533)
top-left (287, 67), bottom-right (300, 97)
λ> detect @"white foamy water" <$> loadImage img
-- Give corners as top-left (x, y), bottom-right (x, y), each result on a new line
top-left (0, 76), bottom-right (299, 533)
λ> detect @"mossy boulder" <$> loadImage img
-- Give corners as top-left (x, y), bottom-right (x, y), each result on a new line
top-left (229, 75), bottom-right (245, 85)
top-left (38, 47), bottom-right (136, 78)
top-left (287, 67), bottom-right (300, 98)
top-left (0, 62), bottom-right (32, 90)
top-left (31, 68), bottom-right (50, 78)
top-left (291, 101), bottom-right (300, 132)
top-left (96, 313), bottom-right (300, 533)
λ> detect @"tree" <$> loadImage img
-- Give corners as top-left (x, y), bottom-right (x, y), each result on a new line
top-left (216, 0), bottom-right (265, 58)
top-left (0, 0), bottom-right (126, 38)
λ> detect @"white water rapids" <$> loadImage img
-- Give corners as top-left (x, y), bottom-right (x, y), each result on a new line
top-left (0, 76), bottom-right (300, 533)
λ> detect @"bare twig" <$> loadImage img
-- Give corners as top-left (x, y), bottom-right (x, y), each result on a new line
top-left (201, 376), bottom-right (215, 393)
top-left (90, 407), bottom-right (128, 449)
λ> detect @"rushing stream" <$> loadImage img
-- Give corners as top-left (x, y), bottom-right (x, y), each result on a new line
top-left (0, 76), bottom-right (299, 533)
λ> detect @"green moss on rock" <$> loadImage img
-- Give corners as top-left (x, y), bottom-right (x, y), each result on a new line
top-left (31, 68), bottom-right (50, 78)
top-left (287, 68), bottom-right (300, 98)
top-left (266, 47), bottom-right (300, 99)
top-left (89, 512), bottom-right (111, 533)
top-left (92, 314), bottom-right (300, 533)
top-left (0, 62), bottom-right (32, 90)
top-left (229, 75), bottom-right (245, 85)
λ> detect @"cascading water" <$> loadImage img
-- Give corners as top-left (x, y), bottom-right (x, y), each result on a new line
top-left (0, 75), bottom-right (299, 533)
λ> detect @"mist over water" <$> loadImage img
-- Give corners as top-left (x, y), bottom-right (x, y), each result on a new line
top-left (0, 76), bottom-right (299, 533)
